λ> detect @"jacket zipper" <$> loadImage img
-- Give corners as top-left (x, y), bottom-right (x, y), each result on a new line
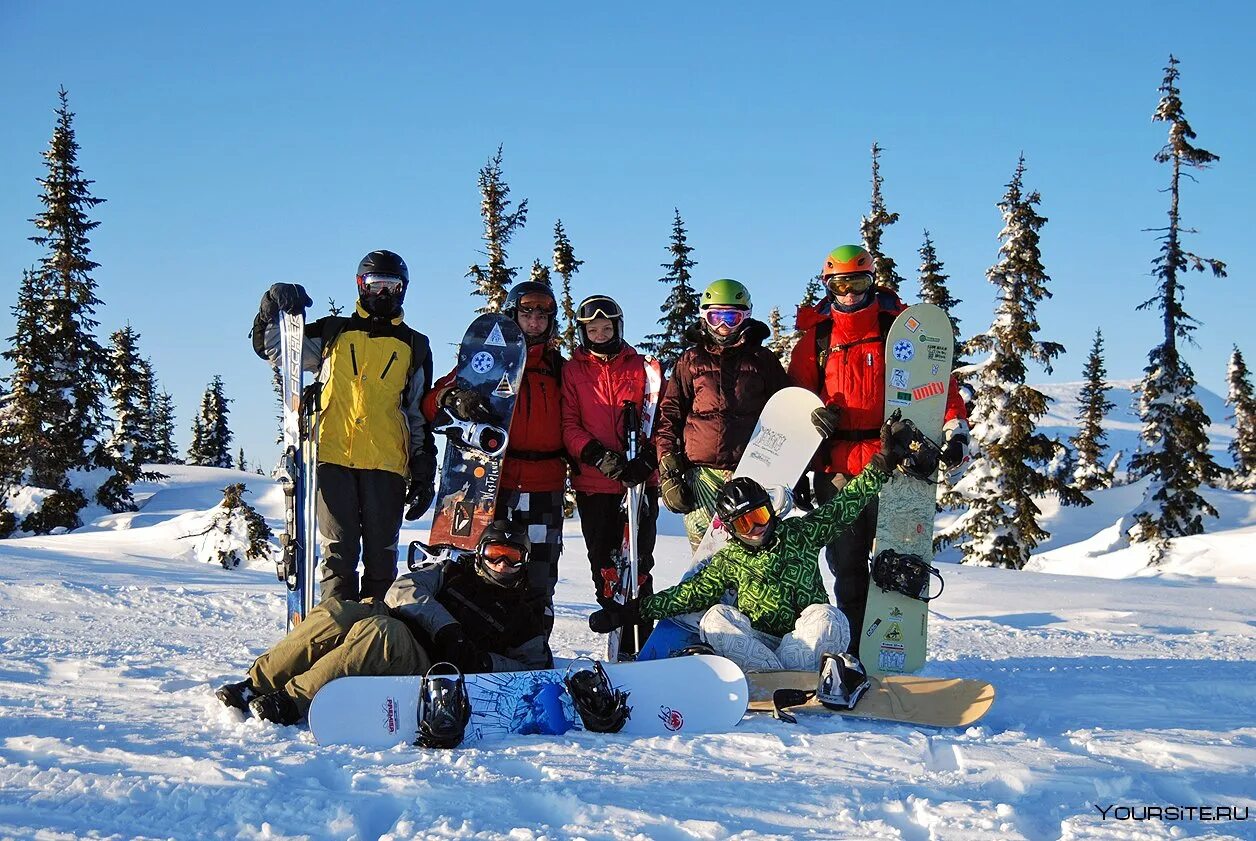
top-left (350, 343), bottom-right (359, 376)
top-left (380, 351), bottom-right (397, 380)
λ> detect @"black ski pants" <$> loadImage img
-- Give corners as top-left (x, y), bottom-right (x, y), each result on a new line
top-left (575, 487), bottom-right (658, 656)
top-left (316, 463), bottom-right (406, 603)
top-left (815, 475), bottom-right (878, 655)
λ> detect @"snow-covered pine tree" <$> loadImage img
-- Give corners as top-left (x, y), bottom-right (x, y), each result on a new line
top-left (1070, 328), bottom-right (1117, 491)
top-left (186, 483), bottom-right (275, 570)
top-left (150, 391), bottom-right (178, 465)
top-left (1225, 346), bottom-right (1256, 491)
top-left (859, 142), bottom-right (905, 294)
top-left (765, 307), bottom-right (793, 367)
top-left (552, 219), bottom-right (583, 358)
top-left (97, 324), bottom-right (150, 511)
top-left (134, 357), bottom-right (157, 463)
top-left (528, 259), bottom-right (552, 287)
top-left (917, 231), bottom-right (965, 370)
top-left (936, 157), bottom-right (1087, 570)
top-left (799, 275), bottom-right (822, 311)
top-left (1128, 56), bottom-right (1227, 558)
top-left (466, 146), bottom-right (528, 313)
top-left (0, 269), bottom-right (56, 492)
top-left (641, 209), bottom-right (700, 375)
top-left (187, 376), bottom-right (233, 468)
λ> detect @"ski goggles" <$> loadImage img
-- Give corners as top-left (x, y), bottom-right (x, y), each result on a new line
top-left (822, 272), bottom-right (873, 296)
top-left (727, 504), bottom-right (772, 535)
top-left (517, 295), bottom-right (557, 317)
top-left (359, 273), bottom-right (405, 294)
top-left (576, 299), bottom-right (622, 323)
top-left (702, 308), bottom-right (747, 329)
top-left (481, 542), bottom-right (527, 567)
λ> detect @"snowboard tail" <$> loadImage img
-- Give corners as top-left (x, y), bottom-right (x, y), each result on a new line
top-left (748, 670), bottom-right (994, 728)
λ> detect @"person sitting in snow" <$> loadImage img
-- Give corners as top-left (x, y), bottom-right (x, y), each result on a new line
top-left (215, 521), bottom-right (546, 725)
top-left (588, 415), bottom-right (932, 673)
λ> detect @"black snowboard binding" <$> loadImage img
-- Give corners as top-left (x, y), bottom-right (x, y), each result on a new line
top-left (564, 659), bottom-right (632, 733)
top-left (771, 652), bottom-right (872, 723)
top-left (884, 409), bottom-right (945, 482)
top-left (415, 662), bottom-right (472, 749)
top-left (870, 549), bottom-right (945, 602)
top-left (669, 642), bottom-right (717, 658)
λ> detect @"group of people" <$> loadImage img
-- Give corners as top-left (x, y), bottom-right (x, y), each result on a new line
top-left (218, 243), bottom-right (971, 726)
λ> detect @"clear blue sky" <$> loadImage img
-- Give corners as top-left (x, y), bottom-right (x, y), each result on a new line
top-left (2, 1), bottom-right (1252, 468)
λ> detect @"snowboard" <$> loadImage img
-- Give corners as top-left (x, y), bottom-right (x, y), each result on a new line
top-left (860, 304), bottom-right (954, 675)
top-left (427, 314), bottom-right (527, 552)
top-left (308, 654), bottom-right (749, 749)
top-left (640, 386), bottom-right (824, 654)
top-left (748, 670), bottom-right (994, 728)
top-left (607, 355), bottom-right (664, 661)
top-left (277, 311), bottom-right (317, 631)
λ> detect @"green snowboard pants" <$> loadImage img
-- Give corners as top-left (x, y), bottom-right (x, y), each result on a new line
top-left (248, 598), bottom-right (431, 714)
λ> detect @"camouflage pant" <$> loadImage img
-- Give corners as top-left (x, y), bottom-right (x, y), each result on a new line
top-left (681, 466), bottom-right (733, 551)
top-left (248, 598), bottom-right (430, 714)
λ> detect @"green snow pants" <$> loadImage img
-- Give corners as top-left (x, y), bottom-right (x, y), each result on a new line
top-left (247, 597), bottom-right (431, 714)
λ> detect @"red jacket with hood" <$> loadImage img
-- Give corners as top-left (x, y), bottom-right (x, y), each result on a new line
top-left (788, 290), bottom-right (966, 476)
top-left (424, 342), bottom-right (567, 493)
top-left (561, 343), bottom-right (661, 495)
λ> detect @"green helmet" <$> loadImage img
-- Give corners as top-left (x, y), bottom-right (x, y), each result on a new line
top-left (700, 278), bottom-right (752, 312)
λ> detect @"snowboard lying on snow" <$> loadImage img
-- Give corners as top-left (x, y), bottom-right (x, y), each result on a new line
top-left (748, 669), bottom-right (994, 727)
top-left (309, 654), bottom-right (749, 748)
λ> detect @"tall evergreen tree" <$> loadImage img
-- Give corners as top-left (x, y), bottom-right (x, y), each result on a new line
top-left (552, 220), bottom-right (583, 357)
top-left (1128, 56), bottom-right (1227, 558)
top-left (134, 357), bottom-right (158, 463)
top-left (0, 269), bottom-right (56, 490)
top-left (528, 259), bottom-right (552, 287)
top-left (1225, 347), bottom-right (1256, 491)
top-left (1070, 329), bottom-right (1117, 491)
top-left (237, 447), bottom-right (247, 472)
top-left (98, 324), bottom-right (148, 509)
top-left (187, 376), bottom-right (233, 468)
top-left (859, 142), bottom-right (905, 293)
top-left (765, 306), bottom-right (793, 367)
top-left (917, 231), bottom-right (965, 370)
top-left (937, 157), bottom-right (1086, 570)
top-left (466, 146), bottom-right (528, 313)
top-left (799, 275), bottom-right (822, 311)
top-left (642, 209), bottom-right (700, 375)
top-left (150, 391), bottom-right (179, 465)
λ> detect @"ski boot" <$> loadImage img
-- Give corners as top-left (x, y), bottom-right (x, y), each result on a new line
top-left (564, 659), bottom-right (631, 733)
top-left (416, 662), bottom-right (472, 749)
top-left (249, 689), bottom-right (302, 726)
top-left (215, 679), bottom-right (256, 713)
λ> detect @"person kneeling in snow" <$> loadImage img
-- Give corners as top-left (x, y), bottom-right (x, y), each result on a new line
top-left (588, 415), bottom-right (930, 673)
top-left (215, 521), bottom-right (547, 725)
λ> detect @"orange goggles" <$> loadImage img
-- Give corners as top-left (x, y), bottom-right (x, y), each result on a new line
top-left (728, 505), bottom-right (772, 535)
top-left (823, 273), bottom-right (873, 296)
top-left (481, 542), bottom-right (526, 567)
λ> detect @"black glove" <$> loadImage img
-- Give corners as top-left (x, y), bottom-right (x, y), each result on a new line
top-left (440, 385), bottom-right (497, 424)
top-left (940, 419), bottom-right (971, 477)
top-left (404, 457), bottom-right (436, 521)
top-left (658, 453), bottom-right (697, 514)
top-left (618, 449), bottom-right (658, 486)
top-left (870, 411), bottom-right (938, 478)
top-left (581, 441), bottom-right (627, 480)
top-left (433, 623), bottom-right (492, 673)
top-left (588, 602), bottom-right (633, 634)
top-left (258, 283), bottom-right (313, 321)
top-left (811, 405), bottom-right (841, 440)
top-left (792, 473), bottom-right (814, 512)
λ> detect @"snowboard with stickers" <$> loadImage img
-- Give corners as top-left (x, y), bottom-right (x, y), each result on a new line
top-left (427, 314), bottom-right (527, 553)
top-left (308, 654), bottom-right (749, 748)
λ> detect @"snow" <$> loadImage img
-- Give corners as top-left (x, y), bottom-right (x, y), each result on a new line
top-left (1, 464), bottom-right (1254, 840)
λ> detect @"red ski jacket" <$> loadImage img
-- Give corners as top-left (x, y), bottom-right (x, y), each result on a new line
top-left (424, 342), bottom-right (567, 493)
top-left (561, 344), bottom-right (661, 495)
top-left (788, 292), bottom-right (966, 477)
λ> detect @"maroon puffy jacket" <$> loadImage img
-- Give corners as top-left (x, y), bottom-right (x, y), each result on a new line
top-left (654, 320), bottom-right (790, 470)
top-left (562, 343), bottom-right (661, 494)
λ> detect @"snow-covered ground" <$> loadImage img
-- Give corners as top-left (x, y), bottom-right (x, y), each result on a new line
top-left (0, 464), bottom-right (1253, 840)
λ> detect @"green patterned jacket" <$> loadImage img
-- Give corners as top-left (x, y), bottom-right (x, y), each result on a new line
top-left (640, 466), bottom-right (886, 637)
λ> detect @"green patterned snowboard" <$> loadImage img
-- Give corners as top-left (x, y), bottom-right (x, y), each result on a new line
top-left (860, 304), bottom-right (953, 675)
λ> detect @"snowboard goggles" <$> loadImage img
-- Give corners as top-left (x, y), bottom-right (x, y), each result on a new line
top-left (727, 504), bottom-right (772, 535)
top-left (481, 542), bottom-right (527, 567)
top-left (359, 273), bottom-right (405, 294)
top-left (575, 299), bottom-right (622, 323)
top-left (516, 295), bottom-right (557, 317)
top-left (822, 273), bottom-right (873, 295)
top-left (702, 308), bottom-right (747, 329)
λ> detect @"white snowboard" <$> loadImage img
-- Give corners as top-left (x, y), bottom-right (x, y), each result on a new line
top-left (308, 655), bottom-right (748, 749)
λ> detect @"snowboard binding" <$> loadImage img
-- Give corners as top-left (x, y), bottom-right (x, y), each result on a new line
top-left (884, 409), bottom-right (945, 482)
top-left (415, 662), bottom-right (472, 749)
top-left (435, 417), bottom-right (510, 458)
top-left (564, 659), bottom-right (632, 733)
top-left (870, 549), bottom-right (945, 602)
top-left (771, 652), bottom-right (872, 723)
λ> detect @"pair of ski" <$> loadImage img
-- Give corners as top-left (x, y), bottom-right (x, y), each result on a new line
top-left (276, 312), bottom-right (318, 632)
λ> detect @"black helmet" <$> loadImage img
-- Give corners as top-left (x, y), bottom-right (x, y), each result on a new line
top-left (504, 281), bottom-right (557, 345)
top-left (575, 294), bottom-right (624, 356)
top-left (356, 250), bottom-right (409, 319)
top-left (475, 519), bottom-right (531, 588)
top-left (714, 477), bottom-right (777, 547)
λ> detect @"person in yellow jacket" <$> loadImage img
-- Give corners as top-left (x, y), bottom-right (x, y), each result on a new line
top-left (251, 250), bottom-right (436, 602)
